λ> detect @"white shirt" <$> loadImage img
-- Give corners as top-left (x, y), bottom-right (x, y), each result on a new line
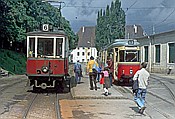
top-left (133, 68), bottom-right (150, 89)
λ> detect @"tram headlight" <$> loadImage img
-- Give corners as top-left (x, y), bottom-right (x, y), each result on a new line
top-left (41, 66), bottom-right (49, 73)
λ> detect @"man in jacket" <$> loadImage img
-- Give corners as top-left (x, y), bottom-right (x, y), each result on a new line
top-left (74, 60), bottom-right (82, 84)
top-left (87, 56), bottom-right (98, 90)
top-left (133, 62), bottom-right (150, 114)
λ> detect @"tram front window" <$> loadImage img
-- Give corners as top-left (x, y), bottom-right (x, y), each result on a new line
top-left (56, 38), bottom-right (63, 56)
top-left (125, 50), bottom-right (139, 62)
top-left (38, 38), bottom-right (53, 57)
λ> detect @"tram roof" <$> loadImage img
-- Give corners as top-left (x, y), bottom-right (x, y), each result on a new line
top-left (27, 29), bottom-right (67, 37)
top-left (105, 39), bottom-right (140, 49)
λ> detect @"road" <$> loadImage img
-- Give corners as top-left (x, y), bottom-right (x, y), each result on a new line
top-left (0, 74), bottom-right (175, 119)
top-left (146, 74), bottom-right (175, 119)
top-left (121, 74), bottom-right (175, 119)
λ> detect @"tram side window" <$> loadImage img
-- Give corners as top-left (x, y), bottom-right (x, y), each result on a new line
top-left (38, 38), bottom-right (53, 56)
top-left (56, 38), bottom-right (63, 56)
top-left (119, 51), bottom-right (124, 62)
top-left (115, 48), bottom-right (118, 62)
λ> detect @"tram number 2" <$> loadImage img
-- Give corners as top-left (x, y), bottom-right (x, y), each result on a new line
top-left (42, 24), bottom-right (49, 31)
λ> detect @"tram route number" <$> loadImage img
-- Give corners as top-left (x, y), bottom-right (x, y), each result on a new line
top-left (128, 40), bottom-right (134, 45)
top-left (42, 24), bottom-right (49, 31)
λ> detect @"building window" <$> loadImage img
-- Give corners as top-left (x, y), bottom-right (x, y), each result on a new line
top-left (82, 52), bottom-right (85, 56)
top-left (144, 46), bottom-right (148, 62)
top-left (82, 59), bottom-right (85, 62)
top-left (168, 43), bottom-right (175, 63)
top-left (77, 52), bottom-right (79, 56)
top-left (88, 52), bottom-right (90, 56)
top-left (155, 45), bottom-right (160, 63)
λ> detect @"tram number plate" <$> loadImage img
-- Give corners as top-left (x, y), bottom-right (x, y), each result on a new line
top-left (42, 24), bottom-right (49, 31)
top-left (128, 40), bottom-right (134, 45)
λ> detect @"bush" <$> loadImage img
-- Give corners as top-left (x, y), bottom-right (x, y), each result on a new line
top-left (0, 49), bottom-right (26, 74)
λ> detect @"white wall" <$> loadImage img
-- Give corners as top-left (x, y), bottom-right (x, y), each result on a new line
top-left (71, 47), bottom-right (98, 63)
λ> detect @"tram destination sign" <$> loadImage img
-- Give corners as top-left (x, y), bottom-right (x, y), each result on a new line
top-left (128, 40), bottom-right (134, 45)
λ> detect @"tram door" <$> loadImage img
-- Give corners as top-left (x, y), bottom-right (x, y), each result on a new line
top-left (114, 48), bottom-right (118, 80)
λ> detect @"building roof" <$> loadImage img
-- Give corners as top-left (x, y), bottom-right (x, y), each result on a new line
top-left (77, 26), bottom-right (96, 47)
top-left (125, 25), bottom-right (144, 39)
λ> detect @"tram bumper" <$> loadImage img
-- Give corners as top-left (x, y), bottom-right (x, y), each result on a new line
top-left (35, 80), bottom-right (56, 89)
top-left (120, 75), bottom-right (133, 85)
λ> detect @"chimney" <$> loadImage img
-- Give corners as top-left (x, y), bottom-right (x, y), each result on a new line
top-left (82, 26), bottom-right (85, 33)
top-left (134, 25), bottom-right (137, 34)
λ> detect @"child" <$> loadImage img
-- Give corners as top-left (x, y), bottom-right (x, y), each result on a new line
top-left (100, 67), bottom-right (111, 96)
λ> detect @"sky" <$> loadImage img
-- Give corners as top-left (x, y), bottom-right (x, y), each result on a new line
top-left (51, 0), bottom-right (175, 35)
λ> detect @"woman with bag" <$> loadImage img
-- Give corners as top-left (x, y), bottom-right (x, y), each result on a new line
top-left (87, 56), bottom-right (99, 90)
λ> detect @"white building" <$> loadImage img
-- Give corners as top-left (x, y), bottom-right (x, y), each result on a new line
top-left (70, 26), bottom-right (98, 63)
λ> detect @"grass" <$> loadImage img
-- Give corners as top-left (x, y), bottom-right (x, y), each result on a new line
top-left (0, 49), bottom-right (26, 74)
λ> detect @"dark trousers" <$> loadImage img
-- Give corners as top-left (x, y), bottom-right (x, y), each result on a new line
top-left (89, 72), bottom-right (97, 90)
top-left (109, 73), bottom-right (113, 86)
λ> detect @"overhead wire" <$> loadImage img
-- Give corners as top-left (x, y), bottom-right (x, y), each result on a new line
top-left (123, 0), bottom-right (175, 34)
top-left (50, 1), bottom-right (175, 34)
top-left (125, 0), bottom-right (138, 13)
top-left (143, 8), bottom-right (175, 33)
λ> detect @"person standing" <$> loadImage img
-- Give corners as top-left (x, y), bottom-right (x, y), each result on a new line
top-left (87, 56), bottom-right (98, 90)
top-left (106, 56), bottom-right (114, 86)
top-left (133, 62), bottom-right (150, 114)
top-left (74, 60), bottom-right (82, 84)
top-left (101, 67), bottom-right (111, 96)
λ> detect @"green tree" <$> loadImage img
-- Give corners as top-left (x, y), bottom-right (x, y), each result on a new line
top-left (0, 0), bottom-right (76, 50)
top-left (0, 0), bottom-right (14, 48)
top-left (95, 0), bottom-right (125, 50)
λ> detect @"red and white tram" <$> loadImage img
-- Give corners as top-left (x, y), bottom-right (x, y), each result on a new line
top-left (99, 39), bottom-right (140, 85)
top-left (26, 25), bottom-right (69, 90)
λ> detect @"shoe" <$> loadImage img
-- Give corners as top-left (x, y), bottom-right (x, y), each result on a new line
top-left (95, 88), bottom-right (97, 91)
top-left (90, 88), bottom-right (93, 90)
top-left (104, 92), bottom-right (108, 96)
top-left (139, 107), bottom-right (146, 114)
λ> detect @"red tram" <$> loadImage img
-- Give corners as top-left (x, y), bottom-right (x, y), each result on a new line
top-left (99, 39), bottom-right (140, 85)
top-left (26, 24), bottom-right (69, 90)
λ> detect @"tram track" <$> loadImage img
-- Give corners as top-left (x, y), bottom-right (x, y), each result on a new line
top-left (0, 76), bottom-right (27, 93)
top-left (150, 75), bottom-right (175, 104)
top-left (22, 93), bottom-right (61, 119)
top-left (119, 86), bottom-right (174, 119)
top-left (117, 75), bottom-right (175, 119)
top-left (145, 75), bottom-right (175, 119)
